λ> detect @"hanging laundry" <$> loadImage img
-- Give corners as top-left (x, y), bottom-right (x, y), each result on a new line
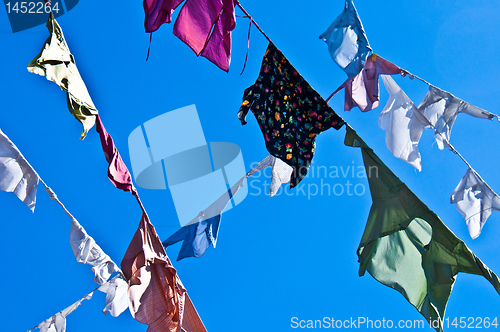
top-left (450, 167), bottom-right (500, 239)
top-left (246, 154), bottom-right (294, 197)
top-left (143, 0), bottom-right (237, 72)
top-left (98, 276), bottom-right (129, 317)
top-left (27, 12), bottom-right (98, 139)
top-left (345, 126), bottom-right (500, 331)
top-left (163, 154), bottom-right (269, 260)
top-left (95, 116), bottom-right (135, 193)
top-left (29, 292), bottom-right (94, 332)
top-left (0, 129), bottom-right (39, 212)
top-left (319, 0), bottom-right (372, 78)
top-left (163, 215), bottom-right (221, 261)
top-left (69, 218), bottom-right (122, 285)
top-left (379, 75), bottom-right (430, 170)
top-left (121, 213), bottom-right (207, 332)
top-left (164, 154), bottom-right (293, 260)
top-left (332, 54), bottom-right (404, 112)
top-left (238, 43), bottom-right (345, 188)
top-left (418, 85), bottom-right (496, 150)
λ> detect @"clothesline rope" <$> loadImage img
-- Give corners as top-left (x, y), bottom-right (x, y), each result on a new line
top-left (25, 275), bottom-right (120, 332)
top-left (400, 67), bottom-right (500, 121)
top-left (236, 2), bottom-right (500, 207)
top-left (236, 3), bottom-right (273, 44)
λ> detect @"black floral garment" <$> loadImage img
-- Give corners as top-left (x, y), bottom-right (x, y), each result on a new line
top-left (238, 42), bottom-right (345, 188)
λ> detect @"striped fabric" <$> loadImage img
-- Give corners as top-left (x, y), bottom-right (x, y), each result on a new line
top-left (121, 214), bottom-right (207, 332)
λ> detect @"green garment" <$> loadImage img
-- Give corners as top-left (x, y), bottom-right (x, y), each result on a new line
top-left (28, 12), bottom-right (98, 139)
top-left (345, 126), bottom-right (500, 331)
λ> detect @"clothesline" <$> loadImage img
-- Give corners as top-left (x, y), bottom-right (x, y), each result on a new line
top-left (236, 3), bottom-right (273, 44)
top-left (234, 1), bottom-right (500, 231)
top-left (400, 67), bottom-right (500, 122)
top-left (25, 275), bottom-right (120, 332)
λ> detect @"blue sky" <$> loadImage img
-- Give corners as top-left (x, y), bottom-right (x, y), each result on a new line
top-left (2, 1), bottom-right (500, 331)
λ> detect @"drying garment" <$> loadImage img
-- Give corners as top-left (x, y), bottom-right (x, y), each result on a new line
top-left (95, 116), bottom-right (135, 192)
top-left (246, 154), bottom-right (294, 197)
top-left (335, 54), bottom-right (403, 112)
top-left (143, 0), bottom-right (237, 72)
top-left (163, 215), bottom-right (221, 261)
top-left (345, 126), bottom-right (500, 332)
top-left (450, 168), bottom-right (500, 239)
top-left (319, 0), bottom-right (371, 78)
top-left (418, 85), bottom-right (496, 150)
top-left (31, 292), bottom-right (94, 332)
top-left (163, 154), bottom-right (279, 260)
top-left (238, 42), bottom-right (345, 188)
top-left (98, 276), bottom-right (129, 317)
top-left (27, 12), bottom-right (98, 139)
top-left (121, 214), bottom-right (207, 332)
top-left (69, 218), bottom-right (122, 285)
top-left (379, 75), bottom-right (429, 170)
top-left (0, 129), bottom-right (39, 211)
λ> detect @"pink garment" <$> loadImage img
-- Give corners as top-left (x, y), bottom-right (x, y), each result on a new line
top-left (335, 54), bottom-right (403, 112)
top-left (144, 0), bottom-right (184, 32)
top-left (95, 116), bottom-right (135, 193)
top-left (121, 214), bottom-right (185, 332)
top-left (143, 0), bottom-right (237, 72)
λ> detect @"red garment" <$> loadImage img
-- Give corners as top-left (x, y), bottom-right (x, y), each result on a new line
top-left (121, 214), bottom-right (185, 332)
top-left (335, 54), bottom-right (403, 112)
top-left (95, 116), bottom-right (135, 193)
top-left (121, 214), bottom-right (207, 332)
top-left (143, 0), bottom-right (237, 72)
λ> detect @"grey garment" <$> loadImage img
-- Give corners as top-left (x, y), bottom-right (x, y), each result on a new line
top-left (451, 167), bottom-right (500, 239)
top-left (98, 276), bottom-right (129, 317)
top-left (247, 154), bottom-right (293, 197)
top-left (69, 219), bottom-right (121, 285)
top-left (379, 75), bottom-right (429, 170)
top-left (27, 12), bottom-right (98, 139)
top-left (0, 129), bottom-right (39, 211)
top-left (418, 85), bottom-right (496, 150)
top-left (32, 292), bottom-right (93, 332)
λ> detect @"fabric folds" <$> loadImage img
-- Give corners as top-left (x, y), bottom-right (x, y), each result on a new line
top-left (121, 214), bottom-right (207, 332)
top-left (31, 292), bottom-right (94, 332)
top-left (96, 116), bottom-right (135, 193)
top-left (143, 0), bottom-right (237, 71)
top-left (319, 0), bottom-right (371, 78)
top-left (238, 43), bottom-right (345, 188)
top-left (418, 85), bottom-right (496, 150)
top-left (345, 126), bottom-right (500, 331)
top-left (98, 276), bottom-right (130, 317)
top-left (0, 129), bottom-right (39, 212)
top-left (163, 215), bottom-right (221, 261)
top-left (27, 12), bottom-right (98, 139)
top-left (335, 54), bottom-right (403, 112)
top-left (69, 218), bottom-right (122, 285)
top-left (379, 75), bottom-right (429, 170)
top-left (450, 168), bottom-right (500, 239)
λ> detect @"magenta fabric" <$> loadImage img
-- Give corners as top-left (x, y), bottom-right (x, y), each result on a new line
top-left (336, 54), bottom-right (403, 112)
top-left (143, 0), bottom-right (237, 72)
top-left (96, 116), bottom-right (135, 193)
top-left (143, 0), bottom-right (185, 33)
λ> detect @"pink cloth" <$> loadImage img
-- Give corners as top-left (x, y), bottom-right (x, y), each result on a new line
top-left (95, 116), bottom-right (135, 193)
top-left (121, 214), bottom-right (185, 332)
top-left (335, 54), bottom-right (403, 112)
top-left (144, 0), bottom-right (185, 31)
top-left (143, 0), bottom-right (237, 72)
